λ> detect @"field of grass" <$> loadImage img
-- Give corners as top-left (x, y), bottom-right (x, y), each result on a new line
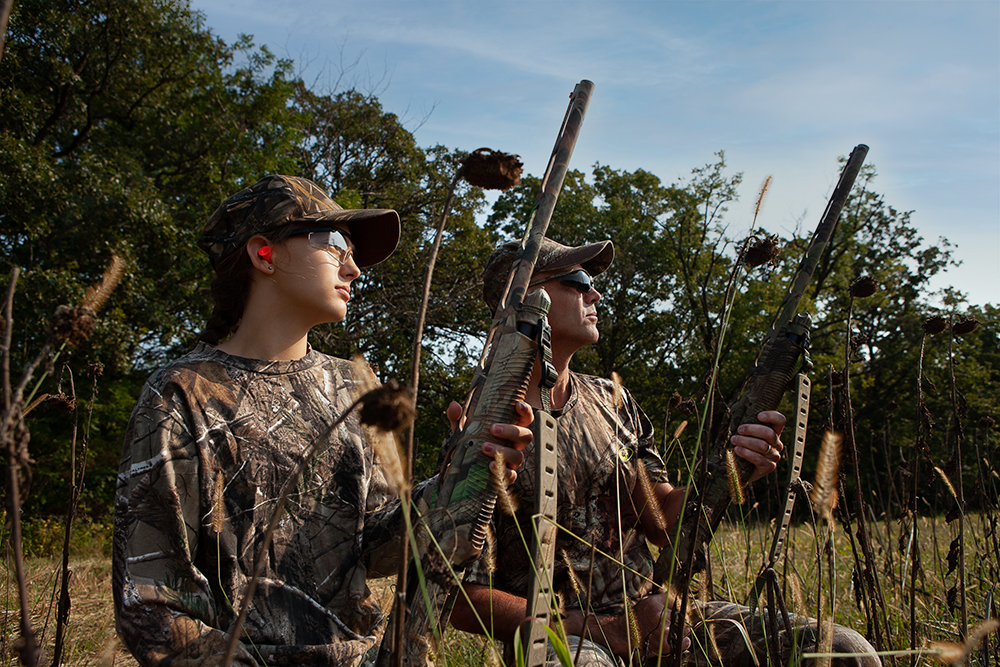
top-left (2, 511), bottom-right (995, 667)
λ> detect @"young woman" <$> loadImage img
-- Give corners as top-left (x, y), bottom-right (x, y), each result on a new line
top-left (113, 175), bottom-right (531, 667)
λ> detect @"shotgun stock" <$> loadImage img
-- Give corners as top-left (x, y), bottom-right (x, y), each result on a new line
top-left (376, 80), bottom-right (594, 667)
top-left (654, 144), bottom-right (869, 592)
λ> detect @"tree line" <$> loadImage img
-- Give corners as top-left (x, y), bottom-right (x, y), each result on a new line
top-left (1, 0), bottom-right (995, 524)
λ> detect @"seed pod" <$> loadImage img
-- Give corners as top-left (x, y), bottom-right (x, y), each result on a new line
top-left (979, 416), bottom-right (995, 430)
top-left (668, 391), bottom-right (682, 408)
top-left (923, 316), bottom-right (948, 335)
top-left (952, 317), bottom-right (980, 336)
top-left (358, 380), bottom-right (415, 432)
top-left (743, 234), bottom-right (780, 268)
top-left (51, 304), bottom-right (96, 347)
top-left (461, 148), bottom-right (523, 191)
top-left (849, 276), bottom-right (878, 298)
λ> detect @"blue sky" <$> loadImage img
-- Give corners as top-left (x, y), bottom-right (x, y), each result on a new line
top-left (192, 0), bottom-right (999, 308)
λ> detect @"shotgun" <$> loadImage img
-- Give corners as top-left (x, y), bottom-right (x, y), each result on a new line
top-left (654, 144), bottom-right (870, 592)
top-left (376, 80), bottom-right (594, 667)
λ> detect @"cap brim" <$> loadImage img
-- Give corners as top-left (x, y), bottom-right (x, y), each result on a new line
top-left (304, 208), bottom-right (401, 267)
top-left (537, 240), bottom-right (615, 278)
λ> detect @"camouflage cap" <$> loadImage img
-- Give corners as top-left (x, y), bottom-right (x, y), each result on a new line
top-left (482, 237), bottom-right (615, 314)
top-left (197, 175), bottom-right (401, 268)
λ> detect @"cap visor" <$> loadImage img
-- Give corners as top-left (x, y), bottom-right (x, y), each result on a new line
top-left (304, 208), bottom-right (401, 267)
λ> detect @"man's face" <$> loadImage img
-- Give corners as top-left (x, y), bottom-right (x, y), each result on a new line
top-left (528, 264), bottom-right (601, 354)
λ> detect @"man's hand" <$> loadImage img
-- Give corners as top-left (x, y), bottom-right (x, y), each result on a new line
top-left (447, 400), bottom-right (533, 484)
top-left (730, 410), bottom-right (786, 483)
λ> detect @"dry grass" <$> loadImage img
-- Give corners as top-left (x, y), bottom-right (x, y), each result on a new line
top-left (3, 512), bottom-right (995, 666)
top-left (0, 555), bottom-right (136, 667)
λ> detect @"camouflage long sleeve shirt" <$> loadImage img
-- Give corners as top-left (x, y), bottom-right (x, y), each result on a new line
top-left (464, 371), bottom-right (664, 615)
top-left (113, 343), bottom-right (412, 666)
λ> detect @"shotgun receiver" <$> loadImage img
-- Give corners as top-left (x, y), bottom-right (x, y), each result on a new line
top-left (653, 144), bottom-right (869, 591)
top-left (377, 80), bottom-right (594, 667)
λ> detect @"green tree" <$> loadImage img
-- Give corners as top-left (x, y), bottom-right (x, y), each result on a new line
top-left (0, 0), bottom-right (303, 517)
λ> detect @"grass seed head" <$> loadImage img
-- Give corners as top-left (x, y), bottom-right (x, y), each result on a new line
top-left (725, 447), bottom-right (745, 505)
top-left (212, 469), bottom-right (225, 533)
top-left (811, 431), bottom-right (842, 522)
top-left (461, 148), bottom-right (523, 191)
top-left (611, 371), bottom-right (624, 409)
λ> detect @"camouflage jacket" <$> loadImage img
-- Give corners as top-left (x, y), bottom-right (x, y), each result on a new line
top-left (113, 343), bottom-right (412, 666)
top-left (465, 372), bottom-right (664, 615)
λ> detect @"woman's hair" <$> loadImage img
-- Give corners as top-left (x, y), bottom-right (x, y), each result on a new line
top-left (199, 225), bottom-right (299, 345)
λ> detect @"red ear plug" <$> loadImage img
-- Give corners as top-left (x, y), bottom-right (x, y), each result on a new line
top-left (257, 246), bottom-right (272, 263)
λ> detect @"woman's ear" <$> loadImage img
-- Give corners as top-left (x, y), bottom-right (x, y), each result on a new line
top-left (247, 236), bottom-right (275, 274)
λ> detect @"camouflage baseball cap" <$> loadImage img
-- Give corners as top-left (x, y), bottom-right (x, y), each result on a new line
top-left (482, 237), bottom-right (614, 314)
top-left (198, 175), bottom-right (401, 268)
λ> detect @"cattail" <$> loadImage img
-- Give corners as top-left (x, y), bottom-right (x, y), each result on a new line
top-left (461, 149), bottom-right (523, 191)
top-left (952, 316), bottom-right (980, 336)
top-left (923, 315), bottom-right (948, 335)
top-left (811, 431), bottom-right (842, 522)
top-left (212, 469), bottom-right (225, 533)
top-left (849, 276), bottom-right (878, 298)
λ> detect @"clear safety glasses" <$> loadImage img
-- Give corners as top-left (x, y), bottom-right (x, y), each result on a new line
top-left (289, 227), bottom-right (354, 266)
top-left (528, 269), bottom-right (595, 295)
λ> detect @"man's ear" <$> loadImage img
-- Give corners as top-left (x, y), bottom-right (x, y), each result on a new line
top-left (246, 235), bottom-right (274, 274)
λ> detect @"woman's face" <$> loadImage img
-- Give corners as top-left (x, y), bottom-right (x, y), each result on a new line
top-left (268, 223), bottom-right (361, 327)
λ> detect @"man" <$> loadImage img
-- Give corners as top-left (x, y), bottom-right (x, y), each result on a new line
top-left (450, 237), bottom-right (880, 667)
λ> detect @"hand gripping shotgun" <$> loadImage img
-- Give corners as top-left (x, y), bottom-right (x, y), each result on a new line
top-left (376, 80), bottom-right (594, 667)
top-left (653, 145), bottom-right (869, 597)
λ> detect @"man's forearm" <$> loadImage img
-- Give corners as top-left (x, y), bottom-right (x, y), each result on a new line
top-left (451, 584), bottom-right (640, 658)
top-left (451, 584), bottom-right (528, 643)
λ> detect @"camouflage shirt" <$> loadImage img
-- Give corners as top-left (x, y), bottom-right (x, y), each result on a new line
top-left (465, 372), bottom-right (664, 615)
top-left (113, 343), bottom-right (412, 666)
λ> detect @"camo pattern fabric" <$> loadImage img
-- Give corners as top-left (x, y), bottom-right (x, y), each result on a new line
top-left (688, 601), bottom-right (881, 667)
top-left (525, 602), bottom-right (880, 667)
top-left (113, 343), bottom-right (416, 667)
top-left (464, 371), bottom-right (663, 614)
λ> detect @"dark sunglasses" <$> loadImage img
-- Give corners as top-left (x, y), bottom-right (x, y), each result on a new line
top-left (288, 227), bottom-right (353, 266)
top-left (528, 269), bottom-right (594, 295)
